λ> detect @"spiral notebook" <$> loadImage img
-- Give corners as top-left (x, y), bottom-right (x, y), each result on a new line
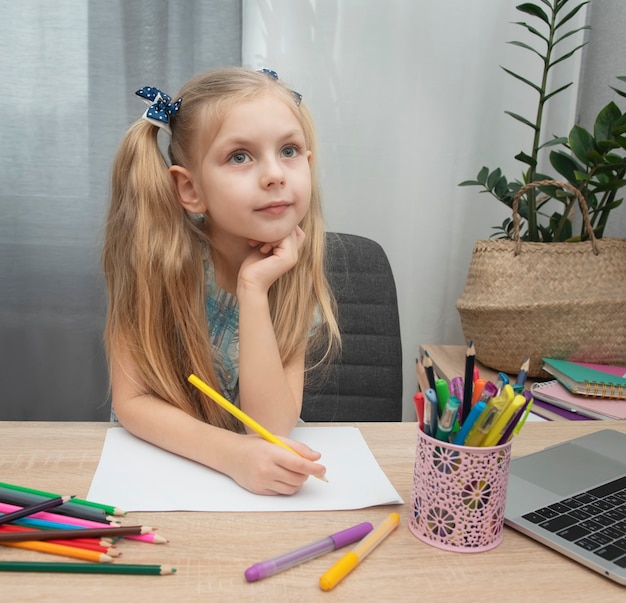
top-left (531, 380), bottom-right (626, 420)
top-left (542, 358), bottom-right (626, 399)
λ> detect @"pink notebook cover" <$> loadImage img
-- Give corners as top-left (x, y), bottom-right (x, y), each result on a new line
top-left (574, 362), bottom-right (626, 378)
top-left (531, 380), bottom-right (626, 420)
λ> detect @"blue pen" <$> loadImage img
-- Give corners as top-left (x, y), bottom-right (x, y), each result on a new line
top-left (435, 397), bottom-right (460, 442)
top-left (452, 401), bottom-right (487, 445)
top-left (424, 388), bottom-right (439, 436)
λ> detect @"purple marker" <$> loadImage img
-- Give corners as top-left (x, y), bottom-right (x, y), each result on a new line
top-left (244, 522), bottom-right (373, 582)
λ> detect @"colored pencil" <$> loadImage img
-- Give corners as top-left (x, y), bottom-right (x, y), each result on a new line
top-left (188, 373), bottom-right (328, 482)
top-left (0, 525), bottom-right (117, 554)
top-left (0, 501), bottom-right (114, 529)
top-left (1, 540), bottom-right (113, 562)
top-left (0, 525), bottom-right (154, 543)
top-left (0, 561), bottom-right (175, 575)
top-left (0, 486), bottom-right (109, 522)
top-left (126, 531), bottom-right (169, 544)
top-left (516, 357), bottom-right (530, 385)
top-left (0, 482), bottom-right (125, 516)
top-left (462, 340), bottom-right (476, 423)
top-left (0, 495), bottom-right (73, 526)
top-left (422, 350), bottom-right (437, 390)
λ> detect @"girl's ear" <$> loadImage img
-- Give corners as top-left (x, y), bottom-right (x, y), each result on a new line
top-left (169, 166), bottom-right (207, 213)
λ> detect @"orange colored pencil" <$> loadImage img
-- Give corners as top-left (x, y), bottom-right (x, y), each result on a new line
top-left (1, 540), bottom-right (113, 562)
top-left (49, 539), bottom-right (120, 556)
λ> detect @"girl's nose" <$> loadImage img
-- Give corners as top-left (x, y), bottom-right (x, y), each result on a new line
top-left (260, 158), bottom-right (285, 188)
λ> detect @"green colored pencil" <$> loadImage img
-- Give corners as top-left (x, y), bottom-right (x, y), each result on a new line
top-left (0, 561), bottom-right (176, 575)
top-left (0, 482), bottom-right (125, 516)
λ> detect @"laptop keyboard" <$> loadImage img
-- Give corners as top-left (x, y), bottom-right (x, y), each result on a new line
top-left (522, 475), bottom-right (626, 569)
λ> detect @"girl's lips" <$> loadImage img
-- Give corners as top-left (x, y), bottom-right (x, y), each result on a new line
top-left (256, 202), bottom-right (291, 215)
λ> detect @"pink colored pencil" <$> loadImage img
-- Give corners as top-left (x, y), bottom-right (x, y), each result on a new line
top-left (0, 502), bottom-right (114, 529)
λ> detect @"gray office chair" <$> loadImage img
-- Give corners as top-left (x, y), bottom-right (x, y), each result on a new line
top-left (302, 232), bottom-right (403, 421)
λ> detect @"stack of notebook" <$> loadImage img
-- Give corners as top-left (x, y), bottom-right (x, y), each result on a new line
top-left (530, 359), bottom-right (626, 421)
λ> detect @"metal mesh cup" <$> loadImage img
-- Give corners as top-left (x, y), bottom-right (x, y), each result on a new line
top-left (408, 426), bottom-right (512, 552)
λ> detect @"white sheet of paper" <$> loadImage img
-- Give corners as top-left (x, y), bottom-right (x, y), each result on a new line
top-left (87, 426), bottom-right (403, 512)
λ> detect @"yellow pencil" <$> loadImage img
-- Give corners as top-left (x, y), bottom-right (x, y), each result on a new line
top-left (1, 540), bottom-right (113, 563)
top-left (188, 374), bottom-right (328, 482)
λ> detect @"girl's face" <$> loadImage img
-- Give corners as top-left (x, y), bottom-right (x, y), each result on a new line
top-left (190, 91), bottom-right (312, 248)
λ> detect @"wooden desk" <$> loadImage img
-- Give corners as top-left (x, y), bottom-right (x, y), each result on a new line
top-left (2, 421), bottom-right (625, 602)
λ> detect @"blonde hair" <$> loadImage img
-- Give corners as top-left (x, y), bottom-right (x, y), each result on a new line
top-left (103, 67), bottom-right (340, 429)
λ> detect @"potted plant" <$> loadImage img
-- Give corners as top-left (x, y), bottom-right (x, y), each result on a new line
top-left (455, 0), bottom-right (626, 377)
top-left (459, 0), bottom-right (626, 242)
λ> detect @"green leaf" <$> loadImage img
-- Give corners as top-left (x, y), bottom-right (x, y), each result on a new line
top-left (549, 42), bottom-right (588, 69)
top-left (487, 168), bottom-right (503, 189)
top-left (516, 3), bottom-right (550, 25)
top-left (458, 180), bottom-right (482, 187)
top-left (591, 179), bottom-right (626, 193)
top-left (514, 151), bottom-right (536, 166)
top-left (501, 66), bottom-right (543, 93)
top-left (594, 102), bottom-right (622, 140)
top-left (494, 176), bottom-right (510, 198)
top-left (569, 125), bottom-right (596, 164)
top-left (507, 40), bottom-right (545, 60)
top-left (505, 110), bottom-right (539, 130)
top-left (543, 81), bottom-right (573, 102)
top-left (554, 25), bottom-right (591, 46)
top-left (539, 136), bottom-right (568, 149)
top-left (477, 166), bottom-right (489, 186)
top-left (596, 140), bottom-right (620, 153)
top-left (573, 170), bottom-right (591, 182)
top-left (550, 150), bottom-right (581, 182)
top-left (610, 86), bottom-right (626, 99)
top-left (555, 2), bottom-right (589, 30)
top-left (511, 21), bottom-right (549, 43)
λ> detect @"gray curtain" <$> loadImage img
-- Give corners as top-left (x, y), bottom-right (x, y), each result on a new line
top-left (0, 1), bottom-right (242, 420)
top-left (577, 1), bottom-right (626, 238)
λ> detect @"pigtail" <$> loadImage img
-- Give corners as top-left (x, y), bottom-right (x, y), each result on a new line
top-left (103, 119), bottom-right (240, 431)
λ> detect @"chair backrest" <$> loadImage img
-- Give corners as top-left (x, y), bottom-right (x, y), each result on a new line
top-left (302, 232), bottom-right (403, 421)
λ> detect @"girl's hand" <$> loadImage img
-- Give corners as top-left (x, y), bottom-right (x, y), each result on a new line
top-left (238, 226), bottom-right (305, 294)
top-left (226, 433), bottom-right (326, 495)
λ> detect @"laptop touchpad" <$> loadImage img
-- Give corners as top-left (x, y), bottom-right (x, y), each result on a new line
top-left (511, 442), bottom-right (625, 496)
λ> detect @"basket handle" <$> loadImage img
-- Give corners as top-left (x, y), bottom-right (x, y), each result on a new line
top-left (512, 179), bottom-right (599, 255)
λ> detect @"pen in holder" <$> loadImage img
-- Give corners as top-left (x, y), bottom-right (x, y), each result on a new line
top-left (408, 426), bottom-right (512, 553)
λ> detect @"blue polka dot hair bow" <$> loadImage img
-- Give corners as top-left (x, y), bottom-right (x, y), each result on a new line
top-left (257, 68), bottom-right (302, 106)
top-left (135, 86), bottom-right (182, 135)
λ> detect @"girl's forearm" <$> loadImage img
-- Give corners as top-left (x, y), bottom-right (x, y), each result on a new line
top-left (113, 393), bottom-right (242, 476)
top-left (236, 289), bottom-right (303, 435)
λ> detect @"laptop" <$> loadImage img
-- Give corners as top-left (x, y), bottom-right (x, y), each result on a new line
top-left (504, 429), bottom-right (626, 585)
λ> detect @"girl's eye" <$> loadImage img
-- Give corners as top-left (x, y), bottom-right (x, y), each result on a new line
top-left (281, 145), bottom-right (300, 159)
top-left (229, 151), bottom-right (250, 164)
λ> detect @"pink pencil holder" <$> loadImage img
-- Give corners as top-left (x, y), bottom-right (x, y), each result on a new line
top-left (408, 427), bottom-right (512, 553)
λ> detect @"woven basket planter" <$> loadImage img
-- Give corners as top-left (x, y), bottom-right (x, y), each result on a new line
top-left (456, 181), bottom-right (626, 378)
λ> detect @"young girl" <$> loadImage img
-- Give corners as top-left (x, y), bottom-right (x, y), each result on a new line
top-left (102, 67), bottom-right (340, 496)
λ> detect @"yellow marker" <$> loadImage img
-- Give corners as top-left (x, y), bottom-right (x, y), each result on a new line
top-left (188, 374), bottom-right (327, 482)
top-left (481, 394), bottom-right (526, 447)
top-left (463, 393), bottom-right (511, 447)
top-left (500, 383), bottom-right (515, 403)
top-left (319, 512), bottom-right (400, 591)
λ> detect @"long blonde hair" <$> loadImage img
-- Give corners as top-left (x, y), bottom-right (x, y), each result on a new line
top-left (103, 67), bottom-right (340, 429)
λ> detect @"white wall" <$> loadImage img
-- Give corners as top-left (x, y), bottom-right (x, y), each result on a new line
top-left (243, 0), bottom-right (597, 419)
